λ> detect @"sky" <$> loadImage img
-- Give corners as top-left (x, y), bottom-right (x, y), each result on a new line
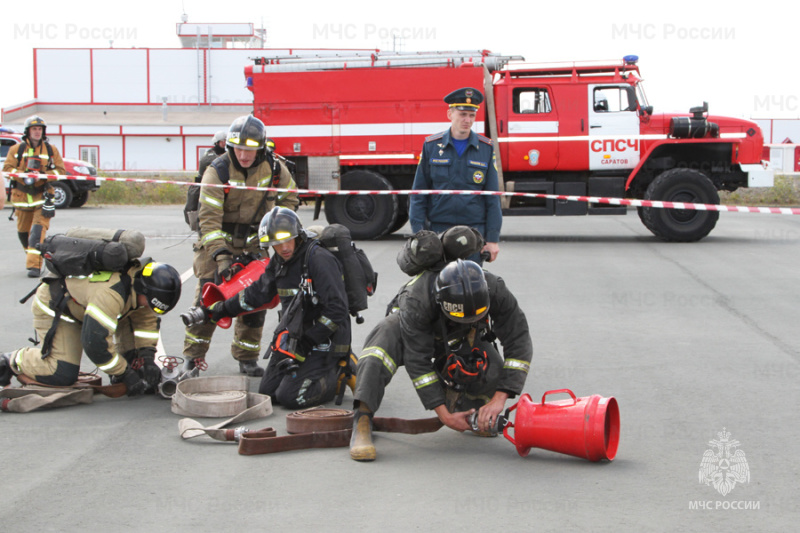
top-left (1, 0), bottom-right (798, 120)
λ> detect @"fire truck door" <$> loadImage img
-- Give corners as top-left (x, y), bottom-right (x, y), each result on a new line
top-left (504, 86), bottom-right (559, 172)
top-left (587, 84), bottom-right (640, 171)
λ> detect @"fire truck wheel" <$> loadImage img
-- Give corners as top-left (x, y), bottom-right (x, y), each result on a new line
top-left (388, 195), bottom-right (410, 234)
top-left (641, 168), bottom-right (720, 242)
top-left (324, 170), bottom-right (399, 240)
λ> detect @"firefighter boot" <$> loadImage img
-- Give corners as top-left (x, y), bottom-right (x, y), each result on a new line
top-left (350, 404), bottom-right (376, 462)
top-left (239, 359), bottom-right (264, 377)
top-left (334, 353), bottom-right (358, 405)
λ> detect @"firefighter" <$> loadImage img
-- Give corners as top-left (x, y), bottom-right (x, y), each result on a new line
top-left (197, 130), bottom-right (227, 181)
top-left (408, 88), bottom-right (502, 263)
top-left (189, 207), bottom-right (352, 409)
top-left (349, 259), bottom-right (532, 461)
top-left (182, 116), bottom-right (299, 377)
top-left (2, 116), bottom-right (65, 277)
top-left (0, 262), bottom-right (182, 396)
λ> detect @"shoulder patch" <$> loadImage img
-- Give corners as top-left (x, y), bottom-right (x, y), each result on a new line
top-left (425, 132), bottom-right (445, 143)
top-left (478, 134), bottom-right (493, 146)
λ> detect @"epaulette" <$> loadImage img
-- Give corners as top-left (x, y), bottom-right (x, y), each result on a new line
top-left (425, 132), bottom-right (445, 143)
top-left (477, 133), bottom-right (493, 146)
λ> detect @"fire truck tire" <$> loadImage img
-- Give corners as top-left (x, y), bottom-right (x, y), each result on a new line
top-left (388, 195), bottom-right (410, 234)
top-left (50, 181), bottom-right (74, 210)
top-left (324, 170), bottom-right (398, 240)
top-left (641, 168), bottom-right (719, 242)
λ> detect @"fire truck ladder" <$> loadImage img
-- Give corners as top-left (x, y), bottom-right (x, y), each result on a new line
top-left (250, 50), bottom-right (524, 73)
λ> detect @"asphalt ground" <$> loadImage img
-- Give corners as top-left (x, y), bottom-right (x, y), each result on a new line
top-left (1, 203), bottom-right (798, 532)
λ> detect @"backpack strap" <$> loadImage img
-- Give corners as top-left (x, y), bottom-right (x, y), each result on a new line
top-left (210, 153), bottom-right (231, 185)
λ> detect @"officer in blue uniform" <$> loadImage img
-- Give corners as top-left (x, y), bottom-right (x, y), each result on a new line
top-left (409, 87), bottom-right (502, 262)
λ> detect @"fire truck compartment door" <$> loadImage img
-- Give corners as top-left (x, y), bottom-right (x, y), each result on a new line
top-left (588, 84), bottom-right (640, 171)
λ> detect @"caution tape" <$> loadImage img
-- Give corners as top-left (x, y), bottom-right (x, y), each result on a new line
top-left (3, 171), bottom-right (799, 215)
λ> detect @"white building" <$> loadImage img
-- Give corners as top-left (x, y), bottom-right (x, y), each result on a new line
top-left (1, 22), bottom-right (339, 172)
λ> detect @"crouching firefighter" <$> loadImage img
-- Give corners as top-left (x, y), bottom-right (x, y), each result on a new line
top-left (183, 207), bottom-right (352, 409)
top-left (0, 261), bottom-right (183, 396)
top-left (350, 259), bottom-right (533, 461)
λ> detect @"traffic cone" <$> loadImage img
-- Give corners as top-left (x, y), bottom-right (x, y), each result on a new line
top-left (502, 389), bottom-right (620, 462)
top-left (201, 258), bottom-right (279, 329)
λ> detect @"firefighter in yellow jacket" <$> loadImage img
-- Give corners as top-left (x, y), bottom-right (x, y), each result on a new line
top-left (182, 115), bottom-right (299, 377)
top-left (0, 261), bottom-right (183, 396)
top-left (2, 116), bottom-right (65, 277)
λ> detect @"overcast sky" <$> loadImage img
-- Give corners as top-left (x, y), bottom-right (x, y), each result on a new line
top-left (1, 0), bottom-right (797, 120)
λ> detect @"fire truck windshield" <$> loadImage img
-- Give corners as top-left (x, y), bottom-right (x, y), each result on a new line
top-left (636, 81), bottom-right (650, 110)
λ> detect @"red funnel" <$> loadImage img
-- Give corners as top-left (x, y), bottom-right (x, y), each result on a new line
top-left (201, 258), bottom-right (279, 329)
top-left (502, 389), bottom-right (620, 462)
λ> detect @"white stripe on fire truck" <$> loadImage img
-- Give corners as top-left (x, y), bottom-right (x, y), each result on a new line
top-left (498, 132), bottom-right (748, 143)
top-left (266, 122), bottom-right (485, 138)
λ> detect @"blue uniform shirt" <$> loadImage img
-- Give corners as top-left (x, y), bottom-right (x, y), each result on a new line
top-left (409, 128), bottom-right (502, 242)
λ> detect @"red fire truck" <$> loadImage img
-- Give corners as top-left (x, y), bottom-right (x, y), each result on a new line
top-left (245, 50), bottom-right (773, 241)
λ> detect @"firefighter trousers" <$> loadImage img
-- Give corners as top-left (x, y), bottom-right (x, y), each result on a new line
top-left (259, 347), bottom-right (340, 409)
top-left (353, 312), bottom-right (502, 413)
top-left (15, 208), bottom-right (51, 269)
top-left (182, 247), bottom-right (265, 363)
top-left (11, 285), bottom-right (128, 386)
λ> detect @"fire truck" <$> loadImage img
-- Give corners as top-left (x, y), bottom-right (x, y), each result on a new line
top-left (245, 50), bottom-right (773, 241)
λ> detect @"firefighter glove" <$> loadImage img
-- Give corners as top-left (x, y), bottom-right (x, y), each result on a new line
top-left (121, 368), bottom-right (148, 397)
top-left (137, 348), bottom-right (161, 393)
top-left (215, 253), bottom-right (234, 282)
top-left (42, 192), bottom-right (55, 219)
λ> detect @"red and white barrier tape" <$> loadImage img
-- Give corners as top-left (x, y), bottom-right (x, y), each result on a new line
top-left (4, 171), bottom-right (799, 215)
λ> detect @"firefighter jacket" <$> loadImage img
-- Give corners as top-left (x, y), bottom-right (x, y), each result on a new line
top-left (222, 238), bottom-right (352, 354)
top-left (197, 153), bottom-right (299, 258)
top-left (397, 269), bottom-right (532, 410)
top-left (37, 265), bottom-right (159, 375)
top-left (409, 129), bottom-right (502, 242)
top-left (196, 147), bottom-right (224, 183)
top-left (3, 140), bottom-right (64, 211)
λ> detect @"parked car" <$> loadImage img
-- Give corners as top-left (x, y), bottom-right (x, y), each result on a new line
top-left (1, 132), bottom-right (100, 209)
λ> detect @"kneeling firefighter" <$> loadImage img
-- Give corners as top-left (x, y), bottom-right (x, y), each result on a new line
top-left (185, 207), bottom-right (352, 409)
top-left (350, 259), bottom-right (533, 461)
top-left (0, 261), bottom-right (183, 396)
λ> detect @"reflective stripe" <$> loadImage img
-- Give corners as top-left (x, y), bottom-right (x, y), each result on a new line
top-left (278, 288), bottom-right (299, 297)
top-left (257, 177), bottom-right (272, 187)
top-left (26, 248), bottom-right (42, 256)
top-left (239, 292), bottom-right (255, 311)
top-left (33, 295), bottom-right (76, 323)
top-left (504, 359), bottom-right (530, 373)
top-left (406, 273), bottom-right (423, 287)
top-left (199, 194), bottom-right (224, 209)
top-left (184, 332), bottom-right (211, 345)
top-left (134, 329), bottom-right (160, 340)
top-left (233, 339), bottom-right (260, 352)
top-left (317, 315), bottom-right (338, 333)
top-left (200, 230), bottom-right (230, 246)
top-left (85, 304), bottom-right (118, 332)
top-left (360, 346), bottom-right (397, 374)
top-left (98, 354), bottom-right (121, 372)
top-left (413, 372), bottom-right (439, 390)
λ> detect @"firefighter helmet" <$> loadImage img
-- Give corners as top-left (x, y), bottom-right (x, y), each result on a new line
top-left (134, 262), bottom-right (182, 315)
top-left (258, 207), bottom-right (309, 248)
top-left (434, 260), bottom-right (490, 323)
top-left (226, 115), bottom-right (268, 170)
top-left (440, 226), bottom-right (485, 262)
top-left (212, 130), bottom-right (227, 144)
top-left (23, 115), bottom-right (47, 140)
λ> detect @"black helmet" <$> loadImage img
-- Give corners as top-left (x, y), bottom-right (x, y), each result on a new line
top-left (259, 206), bottom-right (306, 248)
top-left (23, 115), bottom-right (47, 140)
top-left (134, 262), bottom-right (182, 315)
top-left (440, 226), bottom-right (485, 262)
top-left (434, 260), bottom-right (490, 323)
top-left (226, 115), bottom-right (268, 171)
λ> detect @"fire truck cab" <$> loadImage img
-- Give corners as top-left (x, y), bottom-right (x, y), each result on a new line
top-left (245, 51), bottom-right (772, 241)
